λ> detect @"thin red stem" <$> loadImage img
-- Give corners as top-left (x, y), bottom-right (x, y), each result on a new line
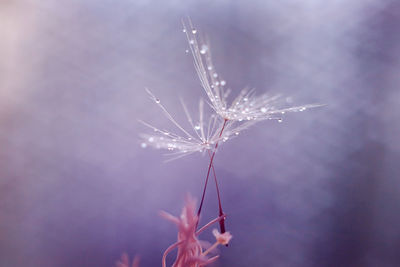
top-left (209, 150), bottom-right (225, 233)
top-left (197, 119), bottom-right (228, 232)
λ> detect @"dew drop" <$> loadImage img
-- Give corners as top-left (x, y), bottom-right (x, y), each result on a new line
top-left (155, 98), bottom-right (161, 104)
top-left (167, 143), bottom-right (175, 151)
top-left (243, 97), bottom-right (248, 102)
top-left (213, 73), bottom-right (218, 78)
top-left (200, 45), bottom-right (208, 54)
top-left (194, 125), bottom-right (201, 130)
top-left (185, 49), bottom-right (189, 54)
top-left (281, 111), bottom-right (285, 114)
top-left (148, 137), bottom-right (154, 142)
top-left (141, 143), bottom-right (147, 148)
top-left (189, 39), bottom-right (195, 45)
top-left (235, 132), bottom-right (239, 136)
top-left (182, 28), bottom-right (187, 33)
top-left (260, 107), bottom-right (267, 113)
top-left (207, 66), bottom-right (213, 71)
top-left (191, 28), bottom-right (197, 34)
top-left (220, 80), bottom-right (226, 86)
top-left (278, 118), bottom-right (283, 123)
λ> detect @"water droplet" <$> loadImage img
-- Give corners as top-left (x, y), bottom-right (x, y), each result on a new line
top-left (189, 39), bottom-right (195, 45)
top-left (155, 98), bottom-right (161, 104)
top-left (260, 107), bottom-right (267, 113)
top-left (148, 137), bottom-right (154, 142)
top-left (167, 143), bottom-right (175, 151)
top-left (278, 118), bottom-right (283, 123)
top-left (194, 125), bottom-right (201, 130)
top-left (220, 80), bottom-right (226, 86)
top-left (207, 66), bottom-right (213, 71)
top-left (215, 81), bottom-right (220, 86)
top-left (223, 137), bottom-right (229, 142)
top-left (191, 28), bottom-right (197, 34)
top-left (182, 28), bottom-right (187, 33)
top-left (141, 143), bottom-right (147, 148)
top-left (185, 49), bottom-right (189, 54)
top-left (300, 107), bottom-right (306, 111)
top-left (235, 132), bottom-right (239, 136)
top-left (243, 97), bottom-right (248, 102)
top-left (281, 111), bottom-right (285, 114)
top-left (188, 137), bottom-right (192, 141)
top-left (213, 73), bottom-right (218, 78)
top-left (200, 45), bottom-right (208, 54)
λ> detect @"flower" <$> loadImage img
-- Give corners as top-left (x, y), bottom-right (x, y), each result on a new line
top-left (212, 229), bottom-right (232, 246)
top-left (160, 195), bottom-right (230, 267)
top-left (115, 253), bottom-right (140, 267)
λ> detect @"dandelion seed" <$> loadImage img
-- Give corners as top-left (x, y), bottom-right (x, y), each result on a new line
top-left (182, 18), bottom-right (324, 138)
top-left (140, 89), bottom-right (226, 160)
top-left (180, 18), bottom-right (324, 235)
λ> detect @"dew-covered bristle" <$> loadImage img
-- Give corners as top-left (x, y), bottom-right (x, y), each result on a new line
top-left (181, 18), bottom-right (323, 124)
top-left (140, 90), bottom-right (229, 159)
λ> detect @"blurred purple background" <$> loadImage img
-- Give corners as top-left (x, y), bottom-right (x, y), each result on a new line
top-left (1, 0), bottom-right (400, 266)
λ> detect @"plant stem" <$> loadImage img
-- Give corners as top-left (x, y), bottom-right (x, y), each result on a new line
top-left (197, 119), bottom-right (228, 233)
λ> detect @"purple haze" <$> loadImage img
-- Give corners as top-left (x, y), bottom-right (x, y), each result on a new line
top-left (1, 0), bottom-right (400, 266)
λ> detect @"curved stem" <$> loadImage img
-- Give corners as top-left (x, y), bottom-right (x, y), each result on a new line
top-left (162, 240), bottom-right (184, 267)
